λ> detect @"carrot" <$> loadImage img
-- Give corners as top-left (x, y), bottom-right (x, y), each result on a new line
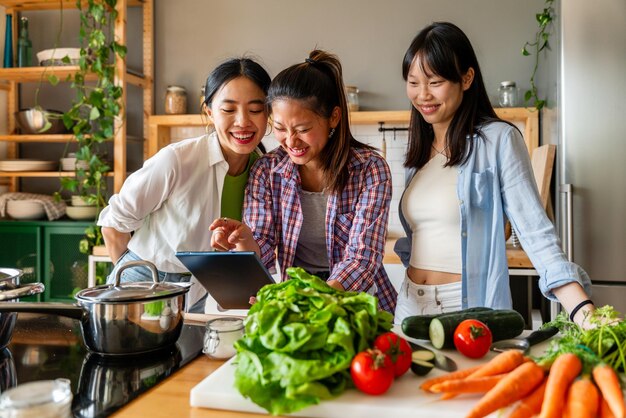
top-left (562, 376), bottom-right (600, 418)
top-left (468, 349), bottom-right (526, 378)
top-left (465, 361), bottom-right (545, 418)
top-left (420, 365), bottom-right (483, 392)
top-left (539, 352), bottom-right (583, 418)
top-left (441, 349), bottom-right (526, 400)
top-left (430, 374), bottom-right (506, 394)
top-left (600, 398), bottom-right (617, 418)
top-left (593, 364), bottom-right (626, 418)
top-left (508, 378), bottom-right (547, 418)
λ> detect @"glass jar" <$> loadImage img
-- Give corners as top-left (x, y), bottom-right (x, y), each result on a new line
top-left (345, 85), bottom-right (360, 111)
top-left (203, 317), bottom-right (244, 360)
top-left (498, 81), bottom-right (518, 107)
top-left (164, 85), bottom-right (187, 115)
top-left (0, 378), bottom-right (72, 417)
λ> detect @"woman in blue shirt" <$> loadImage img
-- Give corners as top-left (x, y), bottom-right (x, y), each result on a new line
top-left (394, 22), bottom-right (594, 326)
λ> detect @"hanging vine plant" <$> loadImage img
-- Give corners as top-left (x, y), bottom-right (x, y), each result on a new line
top-left (521, 0), bottom-right (555, 110)
top-left (52, 0), bottom-right (127, 253)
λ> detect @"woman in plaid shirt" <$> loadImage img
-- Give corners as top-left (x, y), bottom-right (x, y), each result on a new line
top-left (211, 50), bottom-right (397, 313)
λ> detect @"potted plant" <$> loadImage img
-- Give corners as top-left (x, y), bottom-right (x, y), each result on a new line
top-left (52, 0), bottom-right (127, 254)
top-left (522, 0), bottom-right (555, 110)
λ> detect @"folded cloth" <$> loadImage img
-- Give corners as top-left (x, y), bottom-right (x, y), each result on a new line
top-left (0, 192), bottom-right (67, 221)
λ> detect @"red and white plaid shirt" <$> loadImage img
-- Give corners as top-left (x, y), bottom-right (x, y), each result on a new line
top-left (244, 147), bottom-right (397, 313)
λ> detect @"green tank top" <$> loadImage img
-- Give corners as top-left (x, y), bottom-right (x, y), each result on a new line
top-left (220, 152), bottom-right (259, 221)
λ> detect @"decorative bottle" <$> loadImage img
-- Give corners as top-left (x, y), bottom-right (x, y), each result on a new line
top-left (17, 16), bottom-right (32, 67)
top-left (3, 14), bottom-right (13, 68)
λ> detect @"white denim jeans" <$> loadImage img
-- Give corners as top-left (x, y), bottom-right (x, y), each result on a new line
top-left (394, 270), bottom-right (462, 325)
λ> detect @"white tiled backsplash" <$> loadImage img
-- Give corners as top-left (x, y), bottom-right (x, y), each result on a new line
top-left (170, 123), bottom-right (409, 238)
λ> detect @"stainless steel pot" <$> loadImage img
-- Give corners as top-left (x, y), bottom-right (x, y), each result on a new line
top-left (0, 260), bottom-right (189, 356)
top-left (0, 268), bottom-right (45, 350)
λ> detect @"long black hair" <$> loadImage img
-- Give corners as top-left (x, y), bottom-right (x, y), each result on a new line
top-left (267, 49), bottom-right (372, 193)
top-left (402, 22), bottom-right (499, 170)
top-left (203, 57), bottom-right (271, 108)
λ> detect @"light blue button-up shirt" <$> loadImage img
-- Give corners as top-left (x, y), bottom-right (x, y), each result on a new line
top-left (395, 121), bottom-right (591, 309)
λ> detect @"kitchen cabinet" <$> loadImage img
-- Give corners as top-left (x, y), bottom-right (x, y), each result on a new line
top-left (0, 219), bottom-right (92, 301)
top-left (0, 0), bottom-right (154, 194)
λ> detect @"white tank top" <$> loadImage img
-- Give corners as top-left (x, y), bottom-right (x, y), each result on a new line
top-left (402, 153), bottom-right (462, 274)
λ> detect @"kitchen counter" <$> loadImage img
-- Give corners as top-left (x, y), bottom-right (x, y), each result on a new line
top-left (384, 238), bottom-right (533, 268)
top-left (110, 355), bottom-right (243, 418)
top-left (110, 330), bottom-right (540, 418)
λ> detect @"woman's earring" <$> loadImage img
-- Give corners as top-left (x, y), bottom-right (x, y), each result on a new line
top-left (265, 121), bottom-right (273, 136)
top-left (328, 128), bottom-right (335, 138)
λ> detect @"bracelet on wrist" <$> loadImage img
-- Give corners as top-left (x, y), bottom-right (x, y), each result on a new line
top-left (569, 299), bottom-right (593, 322)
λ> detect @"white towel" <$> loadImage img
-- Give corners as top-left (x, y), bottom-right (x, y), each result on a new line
top-left (0, 192), bottom-right (67, 220)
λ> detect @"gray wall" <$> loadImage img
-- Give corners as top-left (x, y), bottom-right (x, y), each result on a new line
top-left (2, 0), bottom-right (548, 194)
top-left (154, 0), bottom-right (545, 114)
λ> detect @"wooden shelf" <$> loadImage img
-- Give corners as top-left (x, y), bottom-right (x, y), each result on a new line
top-left (0, 171), bottom-right (113, 177)
top-left (0, 0), bottom-right (144, 10)
top-left (0, 66), bottom-right (148, 87)
top-left (1, 0), bottom-right (154, 194)
top-left (147, 107), bottom-right (539, 158)
top-left (0, 134), bottom-right (76, 142)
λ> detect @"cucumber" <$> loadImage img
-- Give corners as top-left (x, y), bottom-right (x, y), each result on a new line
top-left (429, 309), bottom-right (525, 350)
top-left (410, 350), bottom-right (435, 376)
top-left (401, 307), bottom-right (494, 340)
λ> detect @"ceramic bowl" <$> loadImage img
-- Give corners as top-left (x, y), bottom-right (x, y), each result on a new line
top-left (15, 108), bottom-right (66, 134)
top-left (60, 158), bottom-right (89, 172)
top-left (36, 48), bottom-right (81, 66)
top-left (70, 195), bottom-right (95, 207)
top-left (66, 205), bottom-right (98, 220)
top-left (6, 200), bottom-right (46, 220)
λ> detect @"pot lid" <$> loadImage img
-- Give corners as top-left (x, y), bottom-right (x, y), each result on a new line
top-left (0, 268), bottom-right (22, 283)
top-left (76, 281), bottom-right (189, 303)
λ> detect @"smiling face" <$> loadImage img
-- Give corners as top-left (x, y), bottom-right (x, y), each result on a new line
top-left (271, 98), bottom-right (340, 169)
top-left (205, 76), bottom-right (268, 160)
top-left (405, 58), bottom-right (474, 139)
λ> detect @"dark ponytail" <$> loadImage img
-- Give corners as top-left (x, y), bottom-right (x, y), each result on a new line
top-left (268, 50), bottom-right (372, 193)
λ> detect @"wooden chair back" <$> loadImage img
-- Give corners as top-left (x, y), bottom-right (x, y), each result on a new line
top-left (531, 144), bottom-right (556, 217)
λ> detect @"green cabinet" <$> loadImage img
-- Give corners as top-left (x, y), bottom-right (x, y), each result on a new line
top-left (0, 220), bottom-right (92, 302)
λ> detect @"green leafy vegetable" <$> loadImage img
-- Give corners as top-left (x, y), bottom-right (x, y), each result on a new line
top-left (538, 305), bottom-right (626, 373)
top-left (233, 267), bottom-right (393, 415)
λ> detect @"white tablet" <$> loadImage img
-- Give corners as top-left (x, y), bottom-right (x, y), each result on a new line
top-left (175, 251), bottom-right (275, 310)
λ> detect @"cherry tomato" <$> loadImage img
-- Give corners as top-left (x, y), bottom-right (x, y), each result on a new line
top-left (373, 331), bottom-right (412, 377)
top-left (350, 349), bottom-right (395, 395)
top-left (453, 319), bottom-right (493, 359)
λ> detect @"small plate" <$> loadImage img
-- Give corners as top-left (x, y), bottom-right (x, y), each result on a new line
top-left (0, 159), bottom-right (57, 172)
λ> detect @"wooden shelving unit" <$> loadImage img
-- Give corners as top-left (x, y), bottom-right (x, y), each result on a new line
top-left (0, 0), bottom-right (153, 193)
top-left (147, 107), bottom-right (539, 158)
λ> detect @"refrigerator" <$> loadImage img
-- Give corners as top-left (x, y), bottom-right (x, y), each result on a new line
top-left (555, 0), bottom-right (626, 313)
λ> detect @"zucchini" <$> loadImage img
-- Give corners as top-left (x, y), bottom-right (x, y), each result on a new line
top-left (401, 307), bottom-right (494, 340)
top-left (410, 350), bottom-right (435, 376)
top-left (429, 309), bottom-right (525, 350)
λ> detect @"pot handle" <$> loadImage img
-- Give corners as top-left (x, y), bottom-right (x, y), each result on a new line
top-left (0, 302), bottom-right (84, 320)
top-left (114, 260), bottom-right (159, 286)
top-left (0, 282), bottom-right (45, 301)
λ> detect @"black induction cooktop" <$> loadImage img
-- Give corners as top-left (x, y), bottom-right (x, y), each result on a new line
top-left (2, 313), bottom-right (204, 417)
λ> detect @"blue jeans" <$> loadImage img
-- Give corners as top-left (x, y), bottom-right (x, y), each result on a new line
top-left (108, 250), bottom-right (207, 313)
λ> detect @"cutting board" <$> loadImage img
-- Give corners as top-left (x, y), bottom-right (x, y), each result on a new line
top-left (189, 333), bottom-right (547, 418)
top-left (190, 357), bottom-right (504, 418)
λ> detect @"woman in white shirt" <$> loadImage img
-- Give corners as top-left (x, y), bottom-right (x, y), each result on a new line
top-left (97, 58), bottom-right (271, 312)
